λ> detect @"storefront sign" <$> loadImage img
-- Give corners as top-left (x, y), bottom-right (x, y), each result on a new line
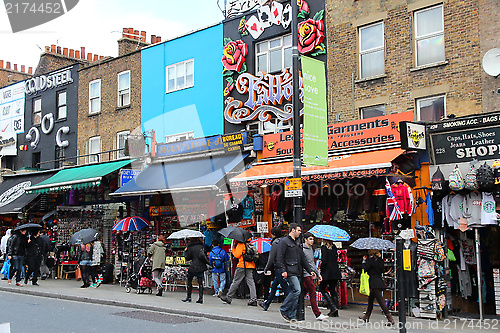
top-left (228, 219), bottom-right (256, 228)
top-left (157, 135), bottom-right (223, 157)
top-left (149, 206), bottom-right (176, 217)
top-left (222, 132), bottom-right (244, 153)
top-left (0, 81), bottom-right (25, 133)
top-left (0, 132), bottom-right (16, 156)
top-left (302, 56), bottom-right (328, 166)
top-left (430, 125), bottom-right (500, 164)
top-left (400, 122), bottom-right (426, 150)
top-left (24, 67), bottom-right (74, 95)
top-left (0, 180), bottom-right (31, 208)
top-left (262, 131), bottom-right (294, 158)
top-left (284, 178), bottom-right (302, 197)
top-left (120, 169), bottom-right (141, 187)
top-left (427, 112), bottom-right (500, 133)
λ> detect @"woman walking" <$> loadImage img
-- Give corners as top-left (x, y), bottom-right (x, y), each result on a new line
top-left (359, 249), bottom-right (394, 325)
top-left (77, 242), bottom-right (93, 288)
top-left (182, 237), bottom-right (209, 303)
top-left (147, 235), bottom-right (166, 296)
top-left (318, 239), bottom-right (341, 317)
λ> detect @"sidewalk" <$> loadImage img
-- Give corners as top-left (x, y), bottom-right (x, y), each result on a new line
top-left (0, 279), bottom-right (497, 332)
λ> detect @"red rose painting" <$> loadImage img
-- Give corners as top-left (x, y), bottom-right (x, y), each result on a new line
top-left (297, 18), bottom-right (325, 54)
top-left (222, 40), bottom-right (248, 72)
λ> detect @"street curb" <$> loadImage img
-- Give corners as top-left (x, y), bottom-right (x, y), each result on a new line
top-left (0, 286), bottom-right (332, 333)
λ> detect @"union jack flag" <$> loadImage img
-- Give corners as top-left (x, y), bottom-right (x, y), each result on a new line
top-left (385, 178), bottom-right (403, 221)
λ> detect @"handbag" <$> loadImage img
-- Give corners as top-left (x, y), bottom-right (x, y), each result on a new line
top-left (1, 259), bottom-right (10, 278)
top-left (75, 266), bottom-right (82, 281)
top-left (359, 269), bottom-right (370, 296)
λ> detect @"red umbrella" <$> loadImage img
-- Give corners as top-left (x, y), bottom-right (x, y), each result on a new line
top-left (112, 216), bottom-right (151, 231)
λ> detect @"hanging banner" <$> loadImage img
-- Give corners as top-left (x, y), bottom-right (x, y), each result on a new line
top-left (301, 56), bottom-right (328, 166)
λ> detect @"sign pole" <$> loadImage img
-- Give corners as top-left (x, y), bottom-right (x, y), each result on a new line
top-left (396, 238), bottom-right (407, 333)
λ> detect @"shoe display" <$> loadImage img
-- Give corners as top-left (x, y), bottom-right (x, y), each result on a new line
top-left (258, 301), bottom-right (269, 311)
top-left (280, 311), bottom-right (291, 322)
top-left (316, 314), bottom-right (329, 321)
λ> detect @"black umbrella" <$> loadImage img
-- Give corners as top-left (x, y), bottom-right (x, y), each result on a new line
top-left (69, 228), bottom-right (99, 245)
top-left (14, 223), bottom-right (42, 232)
top-left (41, 210), bottom-right (57, 222)
top-left (218, 226), bottom-right (252, 242)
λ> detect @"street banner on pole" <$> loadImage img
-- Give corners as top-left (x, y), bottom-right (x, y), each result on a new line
top-left (302, 56), bottom-right (328, 166)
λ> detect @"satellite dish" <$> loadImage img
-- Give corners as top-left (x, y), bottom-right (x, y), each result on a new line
top-left (482, 48), bottom-right (500, 77)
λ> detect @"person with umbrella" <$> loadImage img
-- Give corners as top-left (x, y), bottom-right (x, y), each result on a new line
top-left (147, 235), bottom-right (166, 296)
top-left (359, 249), bottom-right (395, 325)
top-left (7, 228), bottom-right (28, 286)
top-left (24, 230), bottom-right (46, 286)
top-left (77, 242), bottom-right (93, 288)
top-left (182, 237), bottom-right (209, 303)
top-left (318, 239), bottom-right (341, 317)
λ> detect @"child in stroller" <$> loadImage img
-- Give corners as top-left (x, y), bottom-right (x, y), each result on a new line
top-left (125, 257), bottom-right (155, 294)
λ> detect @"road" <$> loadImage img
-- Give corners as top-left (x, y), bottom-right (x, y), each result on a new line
top-left (0, 291), bottom-right (293, 333)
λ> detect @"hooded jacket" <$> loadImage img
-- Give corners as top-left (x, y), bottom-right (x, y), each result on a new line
top-left (184, 240), bottom-right (209, 274)
top-left (0, 229), bottom-right (11, 255)
top-left (147, 241), bottom-right (166, 271)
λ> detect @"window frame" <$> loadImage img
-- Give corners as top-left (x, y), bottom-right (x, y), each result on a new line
top-left (359, 21), bottom-right (385, 79)
top-left (56, 90), bottom-right (67, 120)
top-left (164, 131), bottom-right (195, 143)
top-left (33, 98), bottom-right (41, 125)
top-left (116, 130), bottom-right (130, 159)
top-left (255, 34), bottom-right (292, 74)
top-left (88, 136), bottom-right (101, 164)
top-left (166, 59), bottom-right (194, 93)
top-left (117, 71), bottom-right (131, 107)
top-left (416, 94), bottom-right (446, 121)
top-left (360, 104), bottom-right (386, 119)
top-left (89, 79), bottom-right (101, 114)
top-left (54, 145), bottom-right (65, 169)
top-left (414, 4), bottom-right (445, 67)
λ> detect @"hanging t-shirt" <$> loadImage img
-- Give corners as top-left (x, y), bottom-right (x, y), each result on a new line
top-left (254, 191), bottom-right (264, 214)
top-left (226, 198), bottom-right (243, 222)
top-left (269, 190), bottom-right (280, 213)
top-left (449, 194), bottom-right (465, 229)
top-left (403, 182), bottom-right (414, 216)
top-left (241, 195), bottom-right (255, 219)
top-left (425, 192), bottom-right (434, 226)
top-left (463, 192), bottom-right (482, 227)
top-left (390, 183), bottom-right (411, 215)
top-left (481, 192), bottom-right (497, 226)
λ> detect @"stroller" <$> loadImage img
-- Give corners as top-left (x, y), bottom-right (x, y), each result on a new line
top-left (125, 257), bottom-right (155, 294)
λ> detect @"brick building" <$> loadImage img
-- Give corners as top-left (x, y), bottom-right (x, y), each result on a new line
top-left (0, 61), bottom-right (32, 88)
top-left (325, 0), bottom-right (495, 123)
top-left (77, 28), bottom-right (161, 165)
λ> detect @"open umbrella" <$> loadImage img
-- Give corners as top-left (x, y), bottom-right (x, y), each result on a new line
top-left (167, 229), bottom-right (205, 239)
top-left (350, 237), bottom-right (395, 250)
top-left (14, 223), bottom-right (42, 232)
top-left (69, 228), bottom-right (99, 245)
top-left (308, 225), bottom-right (350, 242)
top-left (250, 238), bottom-right (272, 253)
top-left (112, 216), bottom-right (151, 232)
top-left (218, 226), bottom-right (252, 243)
top-left (40, 210), bottom-right (56, 222)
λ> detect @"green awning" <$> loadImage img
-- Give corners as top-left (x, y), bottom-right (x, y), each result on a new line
top-left (25, 160), bottom-right (133, 194)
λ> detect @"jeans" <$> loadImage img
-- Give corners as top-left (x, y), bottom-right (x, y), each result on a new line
top-left (226, 268), bottom-right (256, 302)
top-left (264, 269), bottom-right (290, 306)
top-left (212, 272), bottom-right (226, 294)
top-left (25, 256), bottom-right (41, 284)
top-left (366, 288), bottom-right (391, 316)
top-left (303, 276), bottom-right (321, 317)
top-left (280, 275), bottom-right (301, 319)
top-left (9, 255), bottom-right (24, 283)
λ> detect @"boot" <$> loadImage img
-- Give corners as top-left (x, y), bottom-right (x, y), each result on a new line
top-left (385, 313), bottom-right (395, 326)
top-left (196, 285), bottom-right (204, 304)
top-left (156, 287), bottom-right (163, 297)
top-left (323, 293), bottom-right (338, 317)
top-left (358, 312), bottom-right (370, 322)
top-left (331, 295), bottom-right (340, 317)
top-left (183, 283), bottom-right (192, 302)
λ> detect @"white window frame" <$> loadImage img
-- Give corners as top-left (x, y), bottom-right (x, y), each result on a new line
top-left (33, 98), bottom-right (41, 125)
top-left (246, 119), bottom-right (292, 135)
top-left (166, 59), bottom-right (194, 93)
top-left (57, 90), bottom-right (67, 120)
top-left (414, 4), bottom-right (445, 67)
top-left (117, 71), bottom-right (130, 107)
top-left (416, 95), bottom-right (446, 121)
top-left (164, 131), bottom-right (195, 143)
top-left (88, 136), bottom-right (101, 164)
top-left (256, 34), bottom-right (292, 73)
top-left (359, 21), bottom-right (385, 79)
top-left (89, 79), bottom-right (101, 114)
top-left (115, 130), bottom-right (130, 159)
top-left (360, 104), bottom-right (385, 119)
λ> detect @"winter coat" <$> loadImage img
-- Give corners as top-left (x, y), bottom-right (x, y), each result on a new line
top-left (91, 241), bottom-right (104, 266)
top-left (184, 241), bottom-right (209, 274)
top-left (25, 236), bottom-right (46, 259)
top-left (362, 256), bottom-right (386, 290)
top-left (232, 241), bottom-right (255, 269)
top-left (147, 241), bottom-right (166, 271)
top-left (7, 232), bottom-right (28, 257)
top-left (276, 235), bottom-right (313, 277)
top-left (320, 244), bottom-right (341, 281)
top-left (77, 244), bottom-right (93, 263)
top-left (264, 237), bottom-right (281, 272)
top-left (208, 246), bottom-right (229, 274)
top-left (1, 229), bottom-right (11, 255)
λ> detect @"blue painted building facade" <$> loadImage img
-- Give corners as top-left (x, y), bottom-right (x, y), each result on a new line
top-left (141, 23), bottom-right (223, 143)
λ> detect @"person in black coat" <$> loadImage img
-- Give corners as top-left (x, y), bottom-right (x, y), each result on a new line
top-left (183, 238), bottom-right (209, 304)
top-left (24, 230), bottom-right (46, 286)
top-left (7, 229), bottom-right (28, 286)
top-left (359, 249), bottom-right (394, 325)
top-left (318, 240), bottom-right (341, 317)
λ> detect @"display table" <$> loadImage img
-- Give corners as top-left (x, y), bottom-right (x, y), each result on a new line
top-left (57, 260), bottom-right (78, 279)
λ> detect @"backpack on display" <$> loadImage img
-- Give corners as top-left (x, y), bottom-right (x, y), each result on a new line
top-left (448, 165), bottom-right (464, 191)
top-left (211, 249), bottom-right (224, 269)
top-left (242, 242), bottom-right (259, 262)
top-left (431, 166), bottom-right (445, 191)
top-left (477, 162), bottom-right (494, 192)
top-left (464, 164), bottom-right (478, 191)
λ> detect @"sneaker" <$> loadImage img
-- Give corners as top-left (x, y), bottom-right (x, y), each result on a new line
top-left (220, 295), bottom-right (232, 304)
top-left (316, 314), bottom-right (329, 321)
top-left (217, 290), bottom-right (223, 297)
top-left (7, 279), bottom-right (11, 284)
top-left (280, 311), bottom-right (291, 323)
top-left (247, 300), bottom-right (257, 306)
top-left (90, 283), bottom-right (97, 288)
top-left (258, 301), bottom-right (269, 311)
top-left (212, 293), bottom-right (218, 297)
top-left (16, 282), bottom-right (23, 287)
top-left (32, 282), bottom-right (40, 286)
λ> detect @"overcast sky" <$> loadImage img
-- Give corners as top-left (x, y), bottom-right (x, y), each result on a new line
top-left (0, 0), bottom-right (225, 71)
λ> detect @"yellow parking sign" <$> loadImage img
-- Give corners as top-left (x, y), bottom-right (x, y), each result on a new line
top-left (285, 178), bottom-right (302, 197)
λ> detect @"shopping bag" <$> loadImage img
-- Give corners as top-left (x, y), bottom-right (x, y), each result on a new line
top-left (359, 269), bottom-right (370, 296)
top-left (0, 259), bottom-right (10, 278)
top-left (75, 266), bottom-right (82, 281)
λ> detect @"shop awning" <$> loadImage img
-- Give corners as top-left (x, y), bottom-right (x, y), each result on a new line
top-left (0, 171), bottom-right (56, 214)
top-left (111, 154), bottom-right (247, 196)
top-left (25, 160), bottom-right (133, 194)
top-left (230, 148), bottom-right (405, 186)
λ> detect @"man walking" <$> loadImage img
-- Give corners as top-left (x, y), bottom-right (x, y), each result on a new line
top-left (302, 232), bottom-right (328, 320)
top-left (24, 230), bottom-right (46, 286)
top-left (7, 229), bottom-right (28, 286)
top-left (208, 239), bottom-right (229, 297)
top-left (276, 223), bottom-right (317, 322)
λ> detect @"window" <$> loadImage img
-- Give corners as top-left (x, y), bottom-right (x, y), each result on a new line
top-left (166, 59), bottom-right (194, 93)
top-left (117, 71), bottom-right (130, 107)
top-left (33, 98), bottom-right (41, 125)
top-left (116, 131), bottom-right (130, 158)
top-left (32, 152), bottom-right (40, 169)
top-left (89, 80), bottom-right (101, 114)
top-left (88, 136), bottom-right (101, 164)
top-left (165, 131), bottom-right (195, 143)
top-left (246, 119), bottom-right (292, 135)
top-left (360, 105), bottom-right (385, 119)
top-left (415, 5), bottom-right (445, 67)
top-left (359, 22), bottom-right (385, 78)
top-left (55, 146), bottom-right (65, 169)
top-left (416, 95), bottom-right (445, 121)
top-left (57, 91), bottom-right (67, 119)
top-left (256, 35), bottom-right (292, 73)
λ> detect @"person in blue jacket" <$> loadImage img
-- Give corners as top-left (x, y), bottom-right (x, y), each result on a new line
top-left (208, 238), bottom-right (229, 297)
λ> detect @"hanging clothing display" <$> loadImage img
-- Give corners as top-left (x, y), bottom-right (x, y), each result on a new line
top-left (268, 189), bottom-right (280, 214)
top-left (463, 192), bottom-right (482, 227)
top-left (241, 194), bottom-right (255, 220)
top-left (253, 189), bottom-right (264, 216)
top-left (226, 197), bottom-right (243, 223)
top-left (481, 192), bottom-right (498, 226)
top-left (425, 193), bottom-right (434, 226)
top-left (390, 181), bottom-right (412, 215)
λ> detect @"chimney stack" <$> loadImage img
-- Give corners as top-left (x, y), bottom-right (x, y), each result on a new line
top-left (141, 31), bottom-right (146, 42)
top-left (69, 49), bottom-right (75, 58)
top-left (57, 46), bottom-right (62, 54)
top-left (63, 48), bottom-right (68, 56)
top-left (93, 54), bottom-right (99, 61)
top-left (122, 27), bottom-right (127, 38)
top-left (21, 65), bottom-right (25, 72)
top-left (28, 67), bottom-right (33, 74)
top-left (133, 30), bottom-right (139, 40)
top-left (151, 35), bottom-right (157, 44)
top-left (0, 60), bottom-right (3, 68)
top-left (45, 46), bottom-right (50, 53)
top-left (13, 64), bottom-right (18, 71)
top-left (127, 27), bottom-right (133, 38)
top-left (6, 62), bottom-right (11, 69)
top-left (156, 36), bottom-right (161, 43)
top-left (75, 50), bottom-right (80, 58)
top-left (87, 53), bottom-right (92, 61)
top-left (51, 44), bottom-right (56, 53)
top-left (80, 47), bottom-right (85, 59)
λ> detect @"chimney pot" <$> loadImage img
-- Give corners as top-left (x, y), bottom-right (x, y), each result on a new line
top-left (93, 54), bottom-right (99, 61)
top-left (80, 47), bottom-right (86, 59)
top-left (122, 27), bottom-right (127, 38)
top-left (63, 48), bottom-right (68, 56)
top-left (45, 46), bottom-right (50, 53)
top-left (141, 31), bottom-right (146, 42)
top-left (156, 36), bottom-right (161, 43)
top-left (87, 53), bottom-right (92, 61)
top-left (6, 62), bottom-right (11, 69)
top-left (57, 46), bottom-right (62, 54)
top-left (0, 60), bottom-right (3, 68)
top-left (151, 35), bottom-right (157, 44)
top-left (14, 64), bottom-right (17, 71)
top-left (28, 67), bottom-right (33, 74)
top-left (133, 30), bottom-right (139, 40)
top-left (75, 50), bottom-right (80, 58)
top-left (99, 56), bottom-right (104, 59)
top-left (21, 65), bottom-right (25, 72)
top-left (51, 44), bottom-right (56, 53)
top-left (128, 28), bottom-right (133, 38)
top-left (69, 49), bottom-right (75, 58)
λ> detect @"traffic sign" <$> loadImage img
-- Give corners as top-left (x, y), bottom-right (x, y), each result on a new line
top-left (284, 178), bottom-right (302, 197)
